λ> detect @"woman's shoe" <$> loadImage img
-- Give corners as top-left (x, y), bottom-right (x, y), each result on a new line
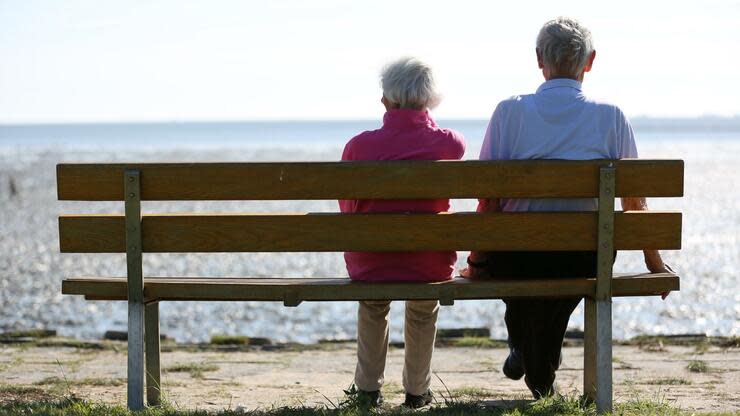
top-left (403, 389), bottom-right (433, 408)
top-left (357, 389), bottom-right (383, 407)
top-left (343, 384), bottom-right (383, 407)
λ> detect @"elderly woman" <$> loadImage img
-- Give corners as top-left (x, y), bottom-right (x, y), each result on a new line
top-left (339, 57), bottom-right (465, 408)
top-left (462, 17), bottom-right (673, 399)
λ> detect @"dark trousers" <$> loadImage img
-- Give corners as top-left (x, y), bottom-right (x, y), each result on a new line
top-left (484, 251), bottom-right (599, 394)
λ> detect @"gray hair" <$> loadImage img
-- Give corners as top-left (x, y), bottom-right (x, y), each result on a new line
top-left (380, 57), bottom-right (441, 110)
top-left (536, 17), bottom-right (594, 79)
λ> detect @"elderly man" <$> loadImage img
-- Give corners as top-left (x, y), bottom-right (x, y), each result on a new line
top-left (462, 17), bottom-right (673, 399)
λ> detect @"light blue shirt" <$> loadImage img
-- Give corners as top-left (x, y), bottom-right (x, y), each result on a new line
top-left (479, 78), bottom-right (638, 212)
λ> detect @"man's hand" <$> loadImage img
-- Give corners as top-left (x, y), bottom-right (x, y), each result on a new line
top-left (645, 250), bottom-right (675, 274)
top-left (644, 250), bottom-right (676, 299)
top-left (646, 259), bottom-right (675, 275)
top-left (624, 198), bottom-right (677, 300)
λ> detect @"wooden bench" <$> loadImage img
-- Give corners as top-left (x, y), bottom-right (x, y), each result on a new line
top-left (57, 159), bottom-right (683, 413)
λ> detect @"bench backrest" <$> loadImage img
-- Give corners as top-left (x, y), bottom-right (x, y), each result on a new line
top-left (57, 160), bottom-right (683, 254)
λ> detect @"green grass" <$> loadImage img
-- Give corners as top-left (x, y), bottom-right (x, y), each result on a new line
top-left (437, 328), bottom-right (491, 338)
top-left (0, 385), bottom-right (47, 395)
top-left (32, 376), bottom-right (126, 396)
top-left (0, 384), bottom-right (56, 407)
top-left (378, 381), bottom-right (404, 398)
top-left (693, 342), bottom-right (710, 355)
top-left (32, 377), bottom-right (73, 396)
top-left (210, 335), bottom-right (273, 346)
top-left (164, 362), bottom-right (219, 379)
top-left (210, 335), bottom-right (252, 345)
top-left (635, 338), bottom-right (667, 353)
top-left (716, 336), bottom-right (740, 349)
top-left (1, 329), bottom-right (56, 339)
top-left (642, 377), bottom-right (691, 386)
top-left (611, 356), bottom-right (635, 370)
top-left (686, 360), bottom-right (710, 373)
top-left (1, 395), bottom-right (738, 415)
top-left (35, 338), bottom-right (114, 351)
top-left (448, 386), bottom-right (495, 399)
top-left (447, 337), bottom-right (505, 348)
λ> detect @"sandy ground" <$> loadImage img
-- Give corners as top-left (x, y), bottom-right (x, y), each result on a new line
top-left (0, 342), bottom-right (738, 413)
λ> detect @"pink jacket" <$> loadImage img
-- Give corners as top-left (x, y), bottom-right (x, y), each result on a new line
top-left (339, 109), bottom-right (465, 282)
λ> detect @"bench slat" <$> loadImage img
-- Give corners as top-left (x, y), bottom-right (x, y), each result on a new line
top-left (61, 273), bottom-right (679, 301)
top-left (59, 211), bottom-right (681, 253)
top-left (56, 160), bottom-right (684, 201)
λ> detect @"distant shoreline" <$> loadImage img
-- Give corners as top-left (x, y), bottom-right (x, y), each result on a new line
top-left (2, 115), bottom-right (740, 131)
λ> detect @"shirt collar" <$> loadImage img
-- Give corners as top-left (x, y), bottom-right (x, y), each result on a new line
top-left (536, 78), bottom-right (583, 94)
top-left (382, 108), bottom-right (436, 129)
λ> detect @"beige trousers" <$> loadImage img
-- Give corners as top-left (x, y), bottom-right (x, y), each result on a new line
top-left (354, 300), bottom-right (439, 396)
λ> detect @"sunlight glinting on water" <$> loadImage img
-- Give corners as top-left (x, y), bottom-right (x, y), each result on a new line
top-left (0, 122), bottom-right (738, 342)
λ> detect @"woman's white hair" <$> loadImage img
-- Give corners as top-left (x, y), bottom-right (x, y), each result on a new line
top-left (536, 17), bottom-right (594, 79)
top-left (380, 57), bottom-right (441, 110)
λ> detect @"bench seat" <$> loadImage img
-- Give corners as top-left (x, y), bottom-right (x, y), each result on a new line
top-left (63, 272), bottom-right (679, 303)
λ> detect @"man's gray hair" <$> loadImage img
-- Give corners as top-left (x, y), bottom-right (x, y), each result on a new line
top-left (380, 57), bottom-right (441, 110)
top-left (536, 17), bottom-right (594, 79)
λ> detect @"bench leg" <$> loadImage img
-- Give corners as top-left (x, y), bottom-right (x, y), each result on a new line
top-left (145, 302), bottom-right (162, 406)
top-left (583, 297), bottom-right (613, 413)
top-left (127, 300), bottom-right (146, 410)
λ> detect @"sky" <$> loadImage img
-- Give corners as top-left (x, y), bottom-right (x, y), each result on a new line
top-left (1, 0), bottom-right (739, 123)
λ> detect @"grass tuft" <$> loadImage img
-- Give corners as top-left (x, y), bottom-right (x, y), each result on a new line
top-left (448, 386), bottom-right (494, 399)
top-left (448, 337), bottom-right (501, 348)
top-left (210, 335), bottom-right (251, 345)
top-left (643, 377), bottom-right (691, 386)
top-left (686, 359), bottom-right (710, 373)
top-left (0, 385), bottom-right (46, 395)
top-left (1, 329), bottom-right (56, 339)
top-left (693, 342), bottom-right (710, 355)
top-left (636, 338), bottom-right (667, 353)
top-left (717, 336), bottom-right (740, 349)
top-left (164, 362), bottom-right (219, 379)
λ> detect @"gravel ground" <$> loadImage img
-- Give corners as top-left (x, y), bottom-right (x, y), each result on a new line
top-left (0, 342), bottom-right (738, 412)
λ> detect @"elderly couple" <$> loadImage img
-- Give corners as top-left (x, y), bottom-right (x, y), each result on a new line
top-left (339, 17), bottom-right (673, 408)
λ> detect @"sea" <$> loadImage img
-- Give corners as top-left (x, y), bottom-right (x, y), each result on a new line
top-left (0, 118), bottom-right (738, 343)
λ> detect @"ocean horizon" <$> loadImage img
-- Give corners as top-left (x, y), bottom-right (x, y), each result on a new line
top-left (2, 116), bottom-right (740, 154)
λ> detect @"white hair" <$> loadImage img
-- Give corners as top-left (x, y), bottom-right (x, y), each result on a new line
top-left (380, 57), bottom-right (441, 110)
top-left (536, 17), bottom-right (594, 79)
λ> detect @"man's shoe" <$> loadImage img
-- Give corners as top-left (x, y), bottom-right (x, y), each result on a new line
top-left (403, 389), bottom-right (433, 409)
top-left (503, 349), bottom-right (525, 380)
top-left (525, 379), bottom-right (558, 400)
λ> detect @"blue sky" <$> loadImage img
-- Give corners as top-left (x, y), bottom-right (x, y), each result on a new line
top-left (1, 0), bottom-right (739, 123)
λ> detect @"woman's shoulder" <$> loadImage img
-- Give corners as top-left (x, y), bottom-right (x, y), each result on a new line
top-left (428, 126), bottom-right (466, 158)
top-left (438, 127), bottom-right (465, 145)
top-left (345, 128), bottom-right (386, 146)
top-left (342, 128), bottom-right (385, 160)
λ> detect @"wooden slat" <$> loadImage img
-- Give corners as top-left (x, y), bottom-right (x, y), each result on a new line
top-left (56, 160), bottom-right (684, 201)
top-left (58, 211), bottom-right (682, 253)
top-left (62, 273), bottom-right (680, 302)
